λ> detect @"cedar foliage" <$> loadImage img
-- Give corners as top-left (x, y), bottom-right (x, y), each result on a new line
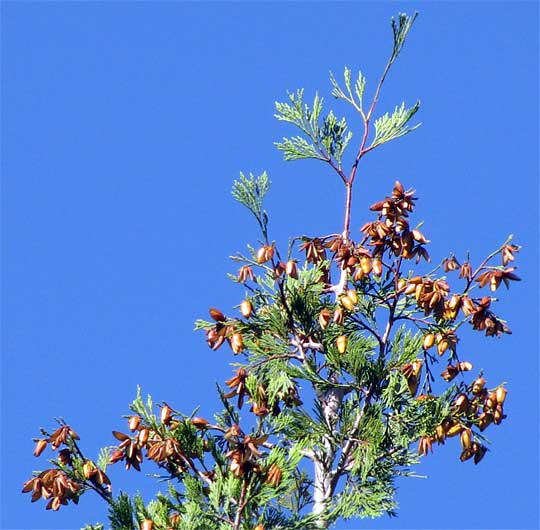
top-left (23, 13), bottom-right (520, 530)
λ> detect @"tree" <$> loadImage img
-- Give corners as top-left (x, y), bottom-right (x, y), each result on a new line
top-left (23, 13), bottom-right (520, 530)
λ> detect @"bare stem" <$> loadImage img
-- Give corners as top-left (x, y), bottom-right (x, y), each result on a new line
top-left (233, 477), bottom-right (249, 530)
top-left (342, 182), bottom-right (354, 241)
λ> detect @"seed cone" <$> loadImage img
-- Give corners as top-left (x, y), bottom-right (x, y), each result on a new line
top-left (336, 335), bottom-right (348, 354)
top-left (423, 333), bottom-right (435, 350)
top-left (33, 439), bottom-right (48, 458)
top-left (231, 332), bottom-right (245, 354)
top-left (209, 308), bottom-right (226, 322)
top-left (240, 300), bottom-right (253, 318)
top-left (318, 309), bottom-right (331, 330)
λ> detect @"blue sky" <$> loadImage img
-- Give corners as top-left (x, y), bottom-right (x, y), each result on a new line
top-left (2, 2), bottom-right (538, 529)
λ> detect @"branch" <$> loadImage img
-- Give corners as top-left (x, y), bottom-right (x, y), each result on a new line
top-left (250, 353), bottom-right (303, 370)
top-left (233, 477), bottom-right (250, 530)
top-left (70, 439), bottom-right (112, 505)
top-left (350, 315), bottom-right (384, 347)
top-left (465, 235), bottom-right (514, 292)
top-left (330, 389), bottom-right (372, 491)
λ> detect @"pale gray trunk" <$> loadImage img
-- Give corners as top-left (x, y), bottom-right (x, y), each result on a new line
top-left (312, 384), bottom-right (344, 528)
top-left (312, 268), bottom-right (348, 528)
top-left (313, 457), bottom-right (332, 529)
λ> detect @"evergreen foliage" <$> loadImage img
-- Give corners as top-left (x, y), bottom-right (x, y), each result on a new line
top-left (23, 12), bottom-right (520, 530)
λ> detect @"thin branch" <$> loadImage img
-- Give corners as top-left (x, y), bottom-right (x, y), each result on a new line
top-left (233, 477), bottom-right (250, 530)
top-left (465, 236), bottom-right (513, 292)
top-left (70, 439), bottom-right (112, 505)
top-left (250, 353), bottom-right (303, 370)
top-left (318, 144), bottom-right (348, 184)
top-left (350, 315), bottom-right (383, 347)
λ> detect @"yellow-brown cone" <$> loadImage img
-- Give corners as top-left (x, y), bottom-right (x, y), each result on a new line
top-left (346, 289), bottom-right (358, 305)
top-left (336, 335), bottom-right (348, 354)
top-left (209, 308), bottom-right (226, 322)
top-left (285, 260), bottom-right (298, 278)
top-left (423, 333), bottom-right (435, 350)
top-left (318, 309), bottom-right (331, 330)
top-left (191, 417), bottom-right (209, 430)
top-left (240, 300), bottom-right (253, 318)
top-left (495, 386), bottom-right (507, 404)
top-left (128, 415), bottom-right (141, 432)
top-left (231, 332), bottom-right (245, 354)
top-left (340, 295), bottom-right (354, 311)
top-left (33, 439), bottom-right (48, 458)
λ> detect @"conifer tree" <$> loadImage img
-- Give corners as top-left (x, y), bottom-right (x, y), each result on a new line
top-left (23, 13), bottom-right (520, 530)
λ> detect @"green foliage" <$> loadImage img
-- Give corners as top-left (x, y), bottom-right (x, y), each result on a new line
top-left (274, 90), bottom-right (352, 166)
top-left (330, 67), bottom-right (366, 114)
top-left (24, 11), bottom-right (515, 530)
top-left (371, 101), bottom-right (421, 149)
top-left (390, 12), bottom-right (418, 63)
top-left (108, 492), bottom-right (135, 530)
top-left (232, 172), bottom-right (271, 238)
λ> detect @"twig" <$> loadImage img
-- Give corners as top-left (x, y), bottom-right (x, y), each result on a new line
top-left (233, 477), bottom-right (249, 530)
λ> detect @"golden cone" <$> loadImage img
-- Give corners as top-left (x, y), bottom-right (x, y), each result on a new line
top-left (336, 335), bottom-right (348, 354)
top-left (191, 417), bottom-right (209, 429)
top-left (169, 513), bottom-right (182, 525)
top-left (256, 245), bottom-right (274, 264)
top-left (415, 283), bottom-right (424, 301)
top-left (360, 256), bottom-right (372, 274)
top-left (423, 333), bottom-right (435, 350)
top-left (446, 423), bottom-right (463, 437)
top-left (495, 386), bottom-right (507, 404)
top-left (485, 392), bottom-right (497, 410)
top-left (404, 283), bottom-right (417, 295)
top-left (493, 404), bottom-right (504, 424)
top-left (83, 461), bottom-right (96, 480)
top-left (472, 377), bottom-right (486, 395)
top-left (453, 394), bottom-right (469, 413)
top-left (128, 415), bottom-right (141, 432)
top-left (238, 265), bottom-right (255, 283)
top-left (437, 338), bottom-right (449, 356)
top-left (460, 428), bottom-right (472, 449)
top-left (161, 405), bottom-right (173, 425)
top-left (33, 439), bottom-right (48, 458)
top-left (333, 307), bottom-right (344, 325)
top-left (353, 268), bottom-right (365, 281)
top-left (266, 463), bottom-right (283, 486)
top-left (435, 424), bottom-right (446, 443)
top-left (209, 308), bottom-right (225, 322)
top-left (448, 294), bottom-right (461, 311)
top-left (138, 427), bottom-right (150, 446)
top-left (285, 260), bottom-right (298, 278)
top-left (340, 295), bottom-right (354, 311)
top-left (458, 361), bottom-right (473, 372)
top-left (240, 300), bottom-right (253, 318)
top-left (318, 309), bottom-right (331, 330)
top-left (231, 332), bottom-right (245, 354)
top-left (346, 289), bottom-right (358, 304)
top-left (372, 259), bottom-right (383, 276)
top-left (461, 296), bottom-right (476, 315)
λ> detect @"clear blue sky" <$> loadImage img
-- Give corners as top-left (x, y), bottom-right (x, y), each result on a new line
top-left (2, 2), bottom-right (538, 529)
